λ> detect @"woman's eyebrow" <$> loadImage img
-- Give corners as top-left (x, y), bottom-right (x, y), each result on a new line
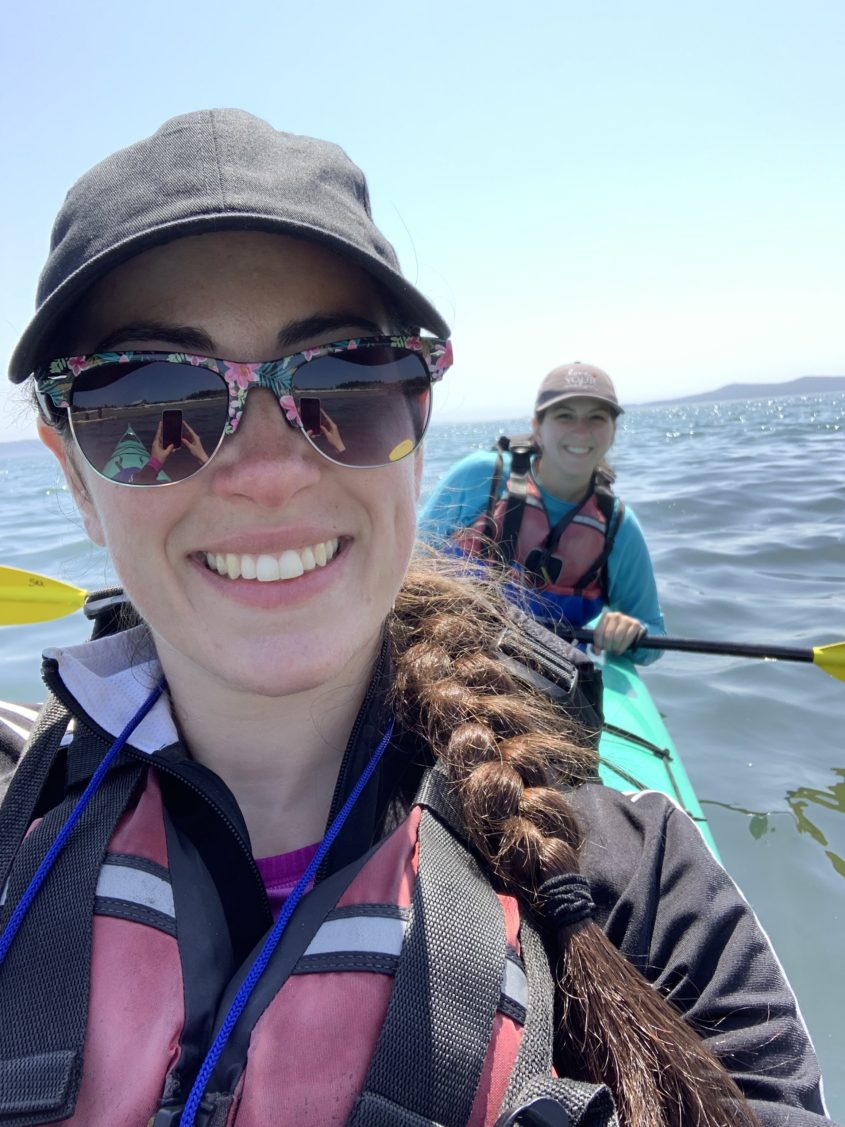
top-left (275, 314), bottom-right (384, 350)
top-left (93, 323), bottom-right (214, 353)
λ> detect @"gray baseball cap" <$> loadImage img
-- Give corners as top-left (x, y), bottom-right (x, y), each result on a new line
top-left (534, 362), bottom-right (623, 417)
top-left (9, 108), bottom-right (450, 383)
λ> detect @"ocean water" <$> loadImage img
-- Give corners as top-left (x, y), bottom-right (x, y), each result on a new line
top-left (2, 392), bottom-right (844, 1111)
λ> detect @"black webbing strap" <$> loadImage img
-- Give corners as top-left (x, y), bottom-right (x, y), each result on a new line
top-left (411, 771), bottom-right (617, 1127)
top-left (347, 808), bottom-right (507, 1127)
top-left (411, 765), bottom-right (464, 836)
top-left (0, 695), bottom-right (70, 892)
top-left (499, 1077), bottom-right (619, 1127)
top-left (502, 912), bottom-right (555, 1107)
top-left (477, 450), bottom-right (506, 545)
top-left (498, 870), bottom-right (618, 1126)
top-left (497, 443), bottom-right (535, 567)
top-left (0, 728), bottom-right (145, 1125)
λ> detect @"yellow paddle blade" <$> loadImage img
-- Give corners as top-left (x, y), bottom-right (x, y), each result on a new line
top-left (814, 642), bottom-right (845, 683)
top-left (0, 565), bottom-right (87, 625)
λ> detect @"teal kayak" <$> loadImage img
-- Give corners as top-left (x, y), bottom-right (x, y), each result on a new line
top-left (597, 657), bottom-right (719, 859)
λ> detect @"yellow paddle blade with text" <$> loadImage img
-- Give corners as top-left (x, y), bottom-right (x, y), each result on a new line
top-left (0, 565), bottom-right (87, 625)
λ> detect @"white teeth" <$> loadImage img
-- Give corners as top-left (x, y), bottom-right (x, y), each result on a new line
top-left (278, 550), bottom-right (305, 579)
top-left (256, 554), bottom-right (280, 582)
top-left (204, 540), bottom-right (340, 583)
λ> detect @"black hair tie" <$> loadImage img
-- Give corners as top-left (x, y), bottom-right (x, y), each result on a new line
top-left (538, 873), bottom-right (595, 930)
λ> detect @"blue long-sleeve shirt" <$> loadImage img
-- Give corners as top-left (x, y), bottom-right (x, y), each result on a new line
top-left (419, 449), bottom-right (666, 664)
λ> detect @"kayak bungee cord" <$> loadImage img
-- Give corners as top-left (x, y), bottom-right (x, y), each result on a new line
top-left (0, 676), bottom-right (166, 965)
top-left (177, 717), bottom-right (395, 1127)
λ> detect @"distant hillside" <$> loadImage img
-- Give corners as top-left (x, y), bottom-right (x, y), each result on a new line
top-left (643, 375), bottom-right (845, 407)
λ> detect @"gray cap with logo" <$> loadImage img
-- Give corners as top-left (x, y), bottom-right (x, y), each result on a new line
top-left (9, 108), bottom-right (450, 383)
top-left (534, 362), bottom-right (623, 417)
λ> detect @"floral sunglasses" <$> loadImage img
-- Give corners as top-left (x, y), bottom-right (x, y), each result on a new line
top-left (34, 335), bottom-right (453, 485)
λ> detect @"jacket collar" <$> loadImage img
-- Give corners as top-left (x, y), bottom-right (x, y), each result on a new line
top-left (43, 626), bottom-right (175, 754)
top-left (41, 623), bottom-right (424, 879)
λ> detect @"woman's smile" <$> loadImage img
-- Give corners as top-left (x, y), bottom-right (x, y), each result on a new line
top-left (202, 537), bottom-right (341, 581)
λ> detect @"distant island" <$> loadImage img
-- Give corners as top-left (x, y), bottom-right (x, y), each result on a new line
top-left (642, 374), bottom-right (845, 407)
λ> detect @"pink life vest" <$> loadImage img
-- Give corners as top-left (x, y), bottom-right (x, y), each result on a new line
top-left (42, 770), bottom-right (537, 1126)
top-left (456, 475), bottom-right (611, 601)
top-left (452, 464), bottom-right (620, 631)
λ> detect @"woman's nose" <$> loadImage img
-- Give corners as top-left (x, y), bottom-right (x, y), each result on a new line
top-left (208, 387), bottom-right (322, 505)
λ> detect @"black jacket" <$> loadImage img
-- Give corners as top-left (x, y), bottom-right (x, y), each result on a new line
top-left (0, 638), bottom-right (833, 1125)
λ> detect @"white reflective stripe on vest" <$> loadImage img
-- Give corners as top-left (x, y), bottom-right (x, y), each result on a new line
top-left (573, 515), bottom-right (606, 534)
top-left (301, 912), bottom-right (528, 1012)
top-left (304, 914), bottom-right (406, 958)
top-left (503, 954), bottom-right (528, 1010)
top-left (95, 862), bottom-right (175, 917)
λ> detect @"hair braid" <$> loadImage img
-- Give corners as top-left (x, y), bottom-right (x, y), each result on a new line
top-left (390, 555), bottom-right (759, 1127)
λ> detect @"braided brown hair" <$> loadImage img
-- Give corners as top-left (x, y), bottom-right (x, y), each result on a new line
top-left (389, 555), bottom-right (759, 1127)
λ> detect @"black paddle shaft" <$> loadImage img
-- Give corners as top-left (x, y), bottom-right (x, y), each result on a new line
top-left (572, 630), bottom-right (814, 664)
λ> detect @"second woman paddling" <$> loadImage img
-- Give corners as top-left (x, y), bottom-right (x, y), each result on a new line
top-left (420, 362), bottom-right (666, 661)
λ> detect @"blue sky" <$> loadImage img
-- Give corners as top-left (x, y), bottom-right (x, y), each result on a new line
top-left (1, 0), bottom-right (842, 441)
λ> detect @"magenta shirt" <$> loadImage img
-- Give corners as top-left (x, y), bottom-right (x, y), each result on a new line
top-left (255, 841), bottom-right (320, 918)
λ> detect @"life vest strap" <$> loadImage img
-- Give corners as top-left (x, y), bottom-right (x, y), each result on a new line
top-left (349, 808), bottom-right (508, 1126)
top-left (0, 720), bottom-right (145, 1123)
top-left (0, 1048), bottom-right (79, 1121)
top-left (0, 694), bottom-right (71, 890)
top-left (497, 1077), bottom-right (619, 1126)
top-left (497, 443), bottom-right (535, 566)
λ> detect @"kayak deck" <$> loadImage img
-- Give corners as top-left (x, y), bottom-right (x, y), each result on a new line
top-left (597, 657), bottom-right (719, 858)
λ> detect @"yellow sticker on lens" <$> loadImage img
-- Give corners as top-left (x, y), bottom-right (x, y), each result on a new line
top-left (388, 438), bottom-right (415, 462)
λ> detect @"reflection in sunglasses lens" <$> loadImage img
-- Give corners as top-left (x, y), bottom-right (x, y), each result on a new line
top-left (294, 349), bottom-right (431, 466)
top-left (70, 362), bottom-right (229, 484)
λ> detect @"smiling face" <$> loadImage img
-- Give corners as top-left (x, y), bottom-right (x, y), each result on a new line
top-left (41, 230), bottom-right (422, 699)
top-left (531, 397), bottom-right (616, 499)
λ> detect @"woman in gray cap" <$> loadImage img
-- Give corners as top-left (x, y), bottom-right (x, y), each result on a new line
top-left (0, 110), bottom-right (830, 1127)
top-left (420, 361), bottom-right (665, 662)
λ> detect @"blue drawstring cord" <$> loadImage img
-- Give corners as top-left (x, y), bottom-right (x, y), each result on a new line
top-left (0, 676), bottom-right (166, 967)
top-left (178, 716), bottom-right (394, 1127)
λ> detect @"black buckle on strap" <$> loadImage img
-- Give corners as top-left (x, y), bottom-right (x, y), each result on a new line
top-left (496, 1096), bottom-right (571, 1127)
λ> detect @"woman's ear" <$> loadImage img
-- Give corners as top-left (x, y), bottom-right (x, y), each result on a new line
top-left (531, 413), bottom-right (542, 449)
top-left (37, 419), bottom-right (106, 547)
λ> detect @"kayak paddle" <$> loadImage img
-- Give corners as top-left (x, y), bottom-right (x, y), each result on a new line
top-left (573, 629), bottom-right (845, 683)
top-left (2, 565), bottom-right (844, 684)
top-left (0, 565), bottom-right (87, 625)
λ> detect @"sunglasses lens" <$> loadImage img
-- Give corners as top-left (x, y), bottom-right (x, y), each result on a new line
top-left (294, 346), bottom-right (432, 467)
top-left (69, 361), bottom-right (229, 484)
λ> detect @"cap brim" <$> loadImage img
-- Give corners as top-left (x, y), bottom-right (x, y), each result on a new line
top-left (10, 215), bottom-right (451, 382)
